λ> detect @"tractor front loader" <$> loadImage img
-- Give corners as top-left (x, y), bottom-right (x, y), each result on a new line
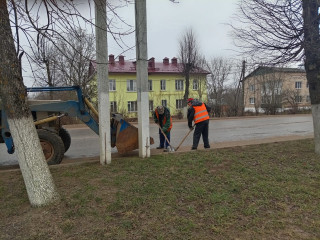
top-left (0, 86), bottom-right (153, 165)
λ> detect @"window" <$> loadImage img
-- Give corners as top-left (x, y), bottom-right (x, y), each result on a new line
top-left (306, 95), bottom-right (310, 102)
top-left (128, 101), bottom-right (137, 112)
top-left (275, 82), bottom-right (282, 94)
top-left (109, 79), bottom-right (116, 91)
top-left (193, 79), bottom-right (199, 90)
top-left (149, 100), bottom-right (154, 111)
top-left (160, 80), bottom-right (166, 91)
top-left (261, 82), bottom-right (272, 95)
top-left (176, 99), bottom-right (183, 109)
top-left (175, 79), bottom-right (184, 91)
top-left (127, 80), bottom-right (137, 92)
top-left (295, 81), bottom-right (302, 89)
top-left (249, 85), bottom-right (255, 92)
top-left (295, 96), bottom-right (302, 103)
top-left (110, 101), bottom-right (117, 113)
top-left (148, 80), bottom-right (153, 91)
top-left (161, 99), bottom-right (167, 107)
top-left (249, 97), bottom-right (255, 104)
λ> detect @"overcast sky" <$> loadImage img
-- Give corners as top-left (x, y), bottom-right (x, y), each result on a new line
top-left (108, 0), bottom-right (240, 61)
top-left (23, 0), bottom-right (240, 87)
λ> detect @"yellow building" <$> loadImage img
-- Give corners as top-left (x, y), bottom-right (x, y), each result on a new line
top-left (88, 55), bottom-right (209, 117)
top-left (243, 66), bottom-right (310, 114)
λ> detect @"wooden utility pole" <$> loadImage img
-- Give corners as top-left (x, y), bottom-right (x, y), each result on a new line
top-left (135, 0), bottom-right (150, 158)
top-left (95, 0), bottom-right (111, 164)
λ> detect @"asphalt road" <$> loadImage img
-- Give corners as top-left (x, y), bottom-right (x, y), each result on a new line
top-left (0, 115), bottom-right (314, 166)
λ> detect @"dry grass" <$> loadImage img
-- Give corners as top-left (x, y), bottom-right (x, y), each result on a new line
top-left (0, 139), bottom-right (320, 240)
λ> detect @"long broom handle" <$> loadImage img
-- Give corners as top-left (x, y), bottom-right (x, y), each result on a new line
top-left (157, 124), bottom-right (174, 149)
top-left (175, 126), bottom-right (194, 151)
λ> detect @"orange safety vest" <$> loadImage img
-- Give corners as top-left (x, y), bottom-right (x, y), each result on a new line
top-left (193, 103), bottom-right (209, 124)
top-left (155, 109), bottom-right (172, 131)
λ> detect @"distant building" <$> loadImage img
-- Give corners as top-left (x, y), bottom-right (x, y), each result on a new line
top-left (243, 66), bottom-right (310, 114)
top-left (88, 55), bottom-right (209, 117)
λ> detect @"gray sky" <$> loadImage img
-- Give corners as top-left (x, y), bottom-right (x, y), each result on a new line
top-left (109, 0), bottom-right (239, 61)
top-left (23, 0), bottom-right (240, 87)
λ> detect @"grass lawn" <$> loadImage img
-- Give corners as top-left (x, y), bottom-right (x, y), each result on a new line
top-left (0, 139), bottom-right (320, 240)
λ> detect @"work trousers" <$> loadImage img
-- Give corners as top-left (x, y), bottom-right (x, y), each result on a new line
top-left (192, 120), bottom-right (210, 149)
top-left (159, 129), bottom-right (171, 148)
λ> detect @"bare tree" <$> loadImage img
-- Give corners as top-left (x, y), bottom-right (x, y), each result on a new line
top-left (31, 37), bottom-right (62, 100)
top-left (303, 1), bottom-right (320, 154)
top-left (232, 0), bottom-right (320, 154)
top-left (51, 29), bottom-right (95, 95)
top-left (206, 57), bottom-right (233, 117)
top-left (32, 37), bottom-right (60, 88)
top-left (192, 56), bottom-right (208, 102)
top-left (0, 0), bottom-right (60, 207)
top-left (0, 0), bottom-right (134, 206)
top-left (178, 28), bottom-right (201, 106)
top-left (282, 88), bottom-right (301, 114)
top-left (223, 84), bottom-right (240, 117)
top-left (223, 62), bottom-right (246, 117)
top-left (232, 0), bottom-right (303, 64)
top-left (257, 70), bottom-right (283, 115)
top-left (31, 29), bottom-right (96, 96)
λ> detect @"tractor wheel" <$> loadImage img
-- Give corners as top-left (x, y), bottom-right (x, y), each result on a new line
top-left (58, 127), bottom-right (71, 152)
top-left (37, 129), bottom-right (65, 165)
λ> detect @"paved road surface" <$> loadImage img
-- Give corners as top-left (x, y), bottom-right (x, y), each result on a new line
top-left (0, 115), bottom-right (313, 166)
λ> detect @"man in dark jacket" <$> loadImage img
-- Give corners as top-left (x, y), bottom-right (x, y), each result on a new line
top-left (153, 105), bottom-right (172, 151)
top-left (187, 98), bottom-right (211, 150)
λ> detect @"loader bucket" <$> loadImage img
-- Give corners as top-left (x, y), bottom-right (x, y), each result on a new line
top-left (115, 119), bottom-right (139, 154)
top-left (113, 116), bottom-right (154, 154)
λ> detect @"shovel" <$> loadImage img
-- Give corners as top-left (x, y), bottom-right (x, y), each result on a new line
top-left (175, 126), bottom-right (194, 151)
top-left (157, 124), bottom-right (175, 152)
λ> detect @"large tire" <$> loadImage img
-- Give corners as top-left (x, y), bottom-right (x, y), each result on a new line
top-left (58, 127), bottom-right (71, 152)
top-left (37, 129), bottom-right (65, 165)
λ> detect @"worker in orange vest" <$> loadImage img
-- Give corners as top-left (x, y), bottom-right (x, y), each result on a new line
top-left (187, 98), bottom-right (211, 150)
top-left (153, 105), bottom-right (172, 151)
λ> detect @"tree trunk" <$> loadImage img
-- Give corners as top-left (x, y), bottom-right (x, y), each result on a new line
top-left (183, 71), bottom-right (190, 106)
top-left (302, 0), bottom-right (320, 154)
top-left (0, 0), bottom-right (60, 206)
top-left (8, 117), bottom-right (60, 206)
top-left (311, 105), bottom-right (320, 153)
top-left (44, 60), bottom-right (54, 99)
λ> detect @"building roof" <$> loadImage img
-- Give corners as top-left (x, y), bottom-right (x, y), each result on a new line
top-left (88, 55), bottom-right (209, 77)
top-left (244, 66), bottom-right (305, 81)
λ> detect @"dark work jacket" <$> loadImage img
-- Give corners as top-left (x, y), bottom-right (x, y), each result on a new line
top-left (187, 100), bottom-right (211, 128)
top-left (152, 106), bottom-right (172, 133)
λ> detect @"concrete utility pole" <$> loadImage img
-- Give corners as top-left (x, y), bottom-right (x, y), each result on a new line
top-left (95, 0), bottom-right (111, 164)
top-left (135, 0), bottom-right (150, 158)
